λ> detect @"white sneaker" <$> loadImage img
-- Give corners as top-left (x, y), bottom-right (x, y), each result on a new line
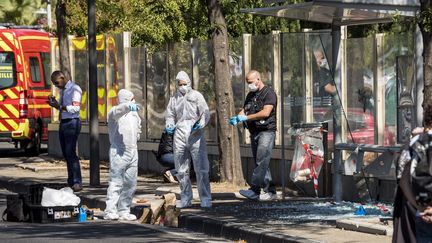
top-left (118, 213), bottom-right (137, 221)
top-left (239, 189), bottom-right (259, 200)
top-left (176, 200), bottom-right (192, 209)
top-left (104, 212), bottom-right (119, 220)
top-left (259, 192), bottom-right (277, 201)
top-left (200, 200), bottom-right (212, 208)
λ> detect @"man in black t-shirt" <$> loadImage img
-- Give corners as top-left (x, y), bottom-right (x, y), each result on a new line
top-left (229, 70), bottom-right (277, 201)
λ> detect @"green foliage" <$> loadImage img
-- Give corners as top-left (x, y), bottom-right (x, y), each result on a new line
top-left (64, 0), bottom-right (87, 36)
top-left (347, 22), bottom-right (410, 39)
top-left (122, 0), bottom-right (190, 51)
top-left (63, 0), bottom-right (209, 51)
top-left (420, 6), bottom-right (432, 33)
top-left (60, 0), bottom-right (301, 51)
top-left (0, 0), bottom-right (43, 25)
top-left (251, 34), bottom-right (273, 82)
top-left (346, 11), bottom-right (416, 39)
top-left (2, 0), bottom-right (427, 53)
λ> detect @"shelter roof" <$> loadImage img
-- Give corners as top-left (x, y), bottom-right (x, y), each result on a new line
top-left (241, 0), bottom-right (420, 26)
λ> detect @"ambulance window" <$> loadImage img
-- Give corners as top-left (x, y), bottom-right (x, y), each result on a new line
top-left (40, 53), bottom-right (51, 88)
top-left (29, 57), bottom-right (41, 83)
top-left (0, 52), bottom-right (16, 90)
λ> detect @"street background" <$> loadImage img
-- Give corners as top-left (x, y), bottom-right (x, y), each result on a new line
top-left (0, 143), bottom-right (392, 243)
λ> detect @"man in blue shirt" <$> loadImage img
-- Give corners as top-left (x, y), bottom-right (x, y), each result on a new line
top-left (48, 70), bottom-right (83, 192)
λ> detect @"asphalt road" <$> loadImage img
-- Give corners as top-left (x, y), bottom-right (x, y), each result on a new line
top-left (0, 142), bottom-right (48, 158)
top-left (0, 214), bottom-right (229, 243)
top-left (0, 145), bottom-right (230, 243)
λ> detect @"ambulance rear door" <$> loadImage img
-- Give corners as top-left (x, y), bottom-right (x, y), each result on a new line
top-left (24, 52), bottom-right (51, 126)
top-left (0, 52), bottom-right (19, 140)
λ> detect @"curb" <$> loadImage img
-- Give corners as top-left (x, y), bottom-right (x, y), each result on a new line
top-left (178, 213), bottom-right (319, 243)
top-left (78, 191), bottom-right (320, 243)
top-left (336, 218), bottom-right (393, 236)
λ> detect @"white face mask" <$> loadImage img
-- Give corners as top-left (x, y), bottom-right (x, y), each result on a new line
top-left (320, 58), bottom-right (328, 68)
top-left (248, 83), bottom-right (258, 92)
top-left (179, 86), bottom-right (189, 94)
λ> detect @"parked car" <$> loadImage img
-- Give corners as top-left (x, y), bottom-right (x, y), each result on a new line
top-left (313, 107), bottom-right (395, 146)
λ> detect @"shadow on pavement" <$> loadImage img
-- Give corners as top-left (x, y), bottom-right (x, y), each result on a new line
top-left (0, 148), bottom-right (48, 159)
top-left (0, 221), bottom-right (206, 243)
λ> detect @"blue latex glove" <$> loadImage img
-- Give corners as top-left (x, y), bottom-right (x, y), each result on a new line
top-left (192, 122), bottom-right (201, 131)
top-left (165, 127), bottom-right (175, 135)
top-left (128, 103), bottom-right (140, 112)
top-left (237, 115), bottom-right (248, 122)
top-left (165, 124), bottom-right (175, 135)
top-left (228, 116), bottom-right (238, 126)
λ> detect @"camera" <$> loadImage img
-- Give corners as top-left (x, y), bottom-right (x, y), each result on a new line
top-left (417, 192), bottom-right (432, 208)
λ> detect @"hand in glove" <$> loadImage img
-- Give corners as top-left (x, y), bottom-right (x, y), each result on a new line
top-left (165, 124), bottom-right (175, 135)
top-left (228, 116), bottom-right (239, 126)
top-left (228, 115), bottom-right (248, 126)
top-left (128, 103), bottom-right (140, 111)
top-left (192, 121), bottom-right (201, 131)
top-left (237, 115), bottom-right (248, 122)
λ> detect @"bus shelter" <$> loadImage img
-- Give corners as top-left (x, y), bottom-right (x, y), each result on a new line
top-left (242, 0), bottom-right (421, 201)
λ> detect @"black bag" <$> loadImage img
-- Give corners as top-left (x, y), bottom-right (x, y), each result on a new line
top-left (156, 131), bottom-right (173, 159)
top-left (409, 132), bottom-right (432, 208)
top-left (2, 194), bottom-right (29, 222)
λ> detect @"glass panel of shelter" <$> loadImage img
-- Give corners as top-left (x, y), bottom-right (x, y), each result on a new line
top-left (72, 36), bottom-right (89, 122)
top-left (129, 45), bottom-right (146, 140)
top-left (57, 30), bottom-right (416, 148)
top-left (146, 50), bottom-right (168, 140)
top-left (192, 39), bottom-right (217, 142)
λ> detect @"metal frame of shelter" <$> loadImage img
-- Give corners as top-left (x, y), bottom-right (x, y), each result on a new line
top-left (241, 0), bottom-right (422, 201)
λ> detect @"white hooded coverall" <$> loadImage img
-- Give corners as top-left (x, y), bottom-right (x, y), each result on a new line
top-left (105, 89), bottom-right (142, 216)
top-left (165, 71), bottom-right (212, 207)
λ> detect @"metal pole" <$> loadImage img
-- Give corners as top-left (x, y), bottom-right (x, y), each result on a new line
top-left (415, 24), bottom-right (424, 127)
top-left (322, 122), bottom-right (331, 197)
top-left (47, 0), bottom-right (52, 28)
top-left (332, 24), bottom-right (342, 202)
top-left (88, 0), bottom-right (100, 186)
top-left (280, 33), bottom-right (286, 200)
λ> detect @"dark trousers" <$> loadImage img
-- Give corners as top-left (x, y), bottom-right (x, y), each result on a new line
top-left (250, 130), bottom-right (276, 194)
top-left (59, 118), bottom-right (82, 186)
top-left (159, 153), bottom-right (177, 175)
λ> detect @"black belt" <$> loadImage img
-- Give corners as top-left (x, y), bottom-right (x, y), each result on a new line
top-left (61, 118), bottom-right (79, 122)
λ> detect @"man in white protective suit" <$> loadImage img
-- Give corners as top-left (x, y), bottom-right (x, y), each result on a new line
top-left (165, 71), bottom-right (212, 208)
top-left (104, 89), bottom-right (141, 220)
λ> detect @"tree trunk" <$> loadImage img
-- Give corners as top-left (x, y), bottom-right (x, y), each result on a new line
top-left (420, 0), bottom-right (432, 111)
top-left (55, 0), bottom-right (71, 81)
top-left (207, 0), bottom-right (245, 186)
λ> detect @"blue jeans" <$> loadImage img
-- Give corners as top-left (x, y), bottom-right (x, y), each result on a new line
top-left (159, 153), bottom-right (177, 175)
top-left (250, 130), bottom-right (276, 194)
top-left (59, 118), bottom-right (82, 186)
top-left (416, 216), bottom-right (432, 243)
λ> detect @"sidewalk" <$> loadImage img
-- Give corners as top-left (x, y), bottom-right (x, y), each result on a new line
top-left (0, 155), bottom-right (393, 243)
